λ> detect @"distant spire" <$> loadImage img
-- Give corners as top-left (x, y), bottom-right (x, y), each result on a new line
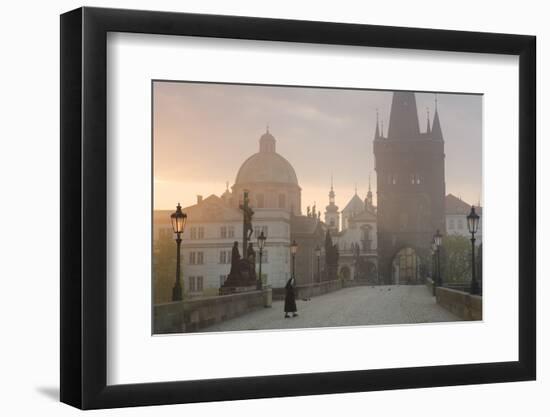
top-left (381, 120), bottom-right (384, 138)
top-left (266, 123), bottom-right (270, 133)
top-left (331, 173), bottom-right (334, 191)
top-left (426, 107), bottom-right (431, 135)
top-left (366, 173), bottom-right (373, 209)
top-left (374, 108), bottom-right (380, 139)
top-left (354, 183), bottom-right (358, 195)
top-left (225, 181), bottom-right (229, 191)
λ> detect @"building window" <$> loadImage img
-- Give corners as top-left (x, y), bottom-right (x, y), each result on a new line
top-left (278, 194), bottom-right (286, 209)
top-left (410, 174), bottom-right (421, 185)
top-left (227, 226), bottom-right (235, 238)
top-left (197, 252), bottom-right (204, 264)
top-left (190, 227), bottom-right (197, 240)
top-left (388, 174), bottom-right (397, 185)
top-left (189, 252), bottom-right (196, 265)
top-left (330, 219), bottom-right (335, 227)
top-left (198, 227), bottom-right (205, 239)
top-left (189, 276), bottom-right (204, 292)
top-left (219, 275), bottom-right (227, 287)
top-left (219, 250), bottom-right (231, 264)
top-left (256, 194), bottom-right (265, 208)
top-left (449, 219), bottom-right (455, 230)
top-left (220, 226), bottom-right (227, 238)
top-left (457, 219), bottom-right (464, 230)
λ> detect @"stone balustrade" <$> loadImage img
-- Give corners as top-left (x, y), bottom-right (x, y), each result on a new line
top-left (154, 287), bottom-right (272, 334)
top-left (435, 286), bottom-right (482, 321)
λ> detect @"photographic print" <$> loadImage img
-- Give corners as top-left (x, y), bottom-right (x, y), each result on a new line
top-left (152, 81), bottom-right (483, 334)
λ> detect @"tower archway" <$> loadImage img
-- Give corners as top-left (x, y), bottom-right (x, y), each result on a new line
top-left (391, 247), bottom-right (420, 285)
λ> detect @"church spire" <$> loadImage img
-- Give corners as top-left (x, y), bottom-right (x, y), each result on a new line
top-left (366, 173), bottom-right (373, 209)
top-left (387, 91), bottom-right (421, 139)
top-left (431, 95), bottom-right (443, 141)
top-left (426, 107), bottom-right (431, 135)
top-left (374, 108), bottom-right (380, 139)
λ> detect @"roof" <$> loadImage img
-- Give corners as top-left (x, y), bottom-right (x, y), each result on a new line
top-left (290, 215), bottom-right (324, 236)
top-left (154, 194), bottom-right (241, 225)
top-left (235, 130), bottom-right (299, 186)
top-left (445, 193), bottom-right (482, 215)
top-left (387, 92), bottom-right (421, 140)
top-left (342, 194), bottom-right (365, 214)
top-left (235, 151), bottom-right (298, 185)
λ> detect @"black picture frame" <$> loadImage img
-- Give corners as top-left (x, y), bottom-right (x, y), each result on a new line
top-left (60, 6), bottom-right (536, 410)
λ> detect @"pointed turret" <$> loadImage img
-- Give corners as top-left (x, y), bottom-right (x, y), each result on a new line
top-left (426, 108), bottom-right (431, 135)
top-left (387, 91), bottom-right (421, 139)
top-left (374, 109), bottom-right (380, 139)
top-left (325, 175), bottom-right (339, 233)
top-left (365, 174), bottom-right (373, 210)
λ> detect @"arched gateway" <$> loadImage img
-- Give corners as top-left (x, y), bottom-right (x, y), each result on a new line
top-left (391, 247), bottom-right (421, 284)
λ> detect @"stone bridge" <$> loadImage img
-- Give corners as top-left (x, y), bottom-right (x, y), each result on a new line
top-left (200, 285), bottom-right (460, 332)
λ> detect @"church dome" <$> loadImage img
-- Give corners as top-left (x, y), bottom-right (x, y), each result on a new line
top-left (235, 129), bottom-right (299, 186)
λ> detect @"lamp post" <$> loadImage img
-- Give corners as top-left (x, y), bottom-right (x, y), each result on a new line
top-left (431, 240), bottom-right (437, 296)
top-left (290, 240), bottom-right (298, 283)
top-left (467, 206), bottom-right (481, 295)
top-left (170, 203), bottom-right (187, 301)
top-left (315, 245), bottom-right (321, 283)
top-left (434, 229), bottom-right (443, 291)
top-left (257, 231), bottom-right (266, 290)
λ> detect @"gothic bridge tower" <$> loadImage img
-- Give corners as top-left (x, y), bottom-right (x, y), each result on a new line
top-left (373, 92), bottom-right (446, 284)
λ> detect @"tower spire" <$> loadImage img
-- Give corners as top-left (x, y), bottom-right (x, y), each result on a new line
top-left (431, 94), bottom-right (443, 141)
top-left (426, 107), bottom-right (431, 135)
top-left (374, 108), bottom-right (380, 139)
top-left (387, 91), bottom-right (421, 139)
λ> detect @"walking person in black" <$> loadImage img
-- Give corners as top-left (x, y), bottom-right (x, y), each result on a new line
top-left (284, 277), bottom-right (298, 318)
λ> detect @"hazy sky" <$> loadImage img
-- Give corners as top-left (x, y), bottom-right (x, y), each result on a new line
top-left (153, 81), bottom-right (482, 211)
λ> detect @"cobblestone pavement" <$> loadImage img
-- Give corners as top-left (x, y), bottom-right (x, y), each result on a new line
top-left (200, 285), bottom-right (461, 333)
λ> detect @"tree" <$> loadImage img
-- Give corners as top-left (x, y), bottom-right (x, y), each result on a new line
top-left (153, 233), bottom-right (178, 304)
top-left (440, 235), bottom-right (472, 283)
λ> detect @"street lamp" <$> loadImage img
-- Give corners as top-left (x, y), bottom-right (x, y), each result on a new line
top-left (290, 240), bottom-right (298, 283)
top-left (315, 245), bottom-right (321, 283)
top-left (431, 239), bottom-right (437, 296)
top-left (257, 231), bottom-right (266, 290)
top-left (170, 203), bottom-right (187, 301)
top-left (467, 206), bottom-right (481, 295)
top-left (433, 229), bottom-right (443, 290)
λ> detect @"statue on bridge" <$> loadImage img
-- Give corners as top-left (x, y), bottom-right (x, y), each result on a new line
top-left (221, 191), bottom-right (258, 293)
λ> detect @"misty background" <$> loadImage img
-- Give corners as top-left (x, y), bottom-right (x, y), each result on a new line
top-left (153, 81), bottom-right (482, 211)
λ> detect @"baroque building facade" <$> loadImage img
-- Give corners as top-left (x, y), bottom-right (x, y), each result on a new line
top-left (153, 129), bottom-right (325, 303)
